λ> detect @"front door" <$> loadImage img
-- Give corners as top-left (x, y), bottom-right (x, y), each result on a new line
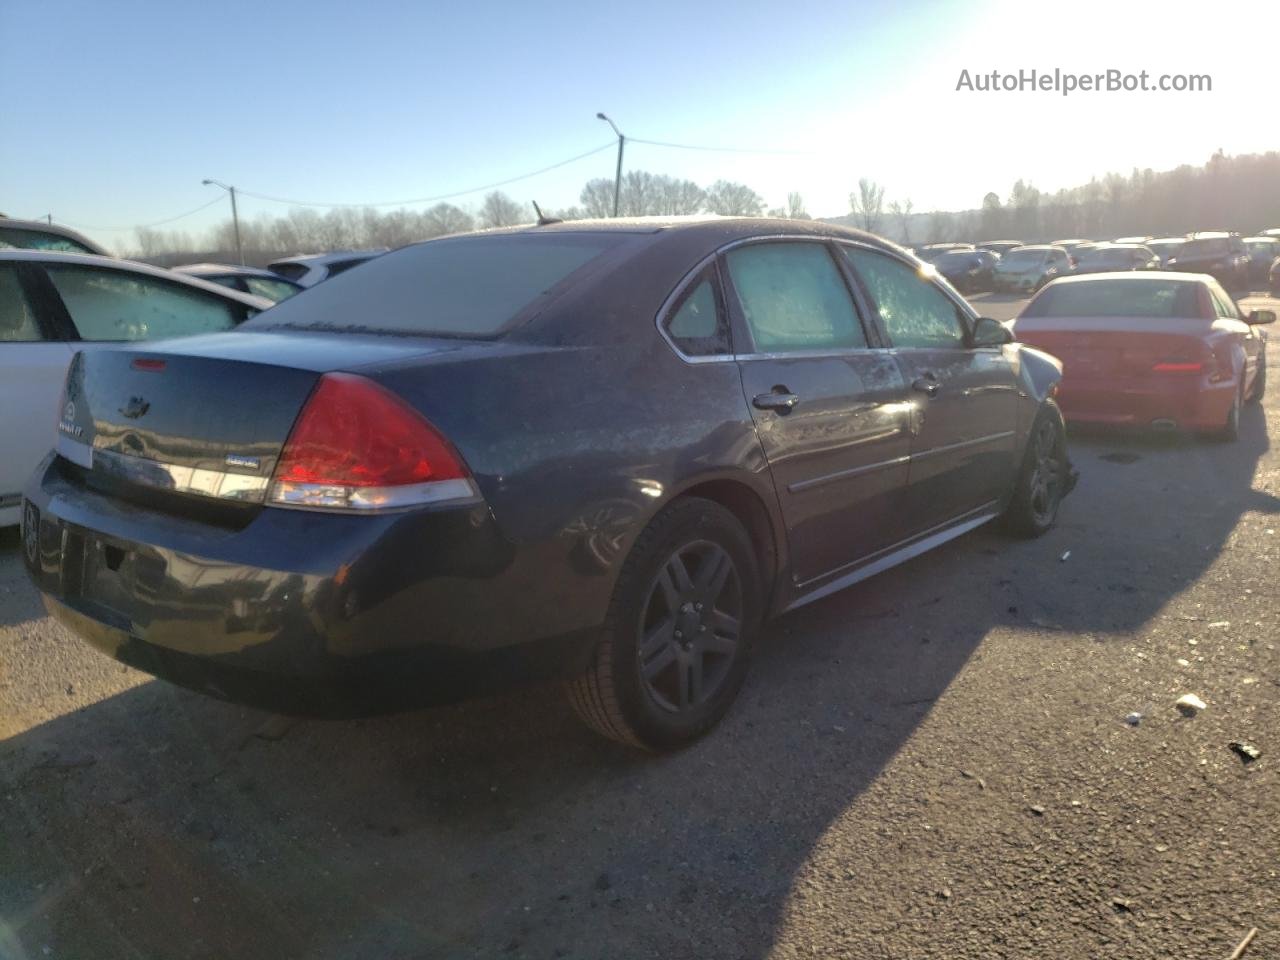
top-left (724, 241), bottom-right (914, 587)
top-left (840, 245), bottom-right (1020, 535)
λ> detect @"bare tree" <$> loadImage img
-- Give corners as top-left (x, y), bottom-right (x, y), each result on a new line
top-left (889, 197), bottom-right (913, 242)
top-left (652, 175), bottom-right (704, 215)
top-left (422, 203), bottom-right (474, 237)
top-left (704, 180), bottom-right (764, 217)
top-left (786, 192), bottom-right (811, 220)
top-left (850, 178), bottom-right (886, 232)
top-left (580, 179), bottom-right (616, 218)
top-left (478, 192), bottom-right (525, 229)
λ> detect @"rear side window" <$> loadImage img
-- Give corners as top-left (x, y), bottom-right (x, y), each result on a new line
top-left (1022, 279), bottom-right (1203, 319)
top-left (44, 266), bottom-right (244, 341)
top-left (843, 247), bottom-right (966, 349)
top-left (323, 258), bottom-right (371, 278)
top-left (245, 276), bottom-right (301, 302)
top-left (269, 262), bottom-right (309, 281)
top-left (0, 226), bottom-right (97, 255)
top-left (0, 264), bottom-right (43, 341)
top-left (663, 273), bottom-right (731, 357)
top-left (249, 234), bottom-right (625, 338)
top-left (725, 242), bottom-right (866, 353)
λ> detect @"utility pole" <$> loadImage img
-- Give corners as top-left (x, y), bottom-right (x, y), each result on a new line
top-left (596, 113), bottom-right (625, 218)
top-left (202, 178), bottom-right (244, 264)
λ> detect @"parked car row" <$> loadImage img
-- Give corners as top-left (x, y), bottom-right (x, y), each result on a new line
top-left (912, 228), bottom-right (1280, 297)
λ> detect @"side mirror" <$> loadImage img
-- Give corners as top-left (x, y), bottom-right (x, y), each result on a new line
top-left (972, 316), bottom-right (1014, 347)
top-left (1247, 309), bottom-right (1276, 325)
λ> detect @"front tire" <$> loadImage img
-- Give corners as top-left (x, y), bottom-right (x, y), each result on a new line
top-left (1003, 402), bottom-right (1068, 538)
top-left (566, 498), bottom-right (762, 750)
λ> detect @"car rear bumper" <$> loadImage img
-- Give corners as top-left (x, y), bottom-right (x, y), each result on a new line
top-left (1055, 375), bottom-right (1236, 431)
top-left (22, 455), bottom-right (604, 716)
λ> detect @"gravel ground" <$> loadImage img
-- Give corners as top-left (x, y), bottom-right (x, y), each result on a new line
top-left (2, 294), bottom-right (1277, 960)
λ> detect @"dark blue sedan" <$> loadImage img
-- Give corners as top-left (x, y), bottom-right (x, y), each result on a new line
top-left (23, 218), bottom-right (1073, 749)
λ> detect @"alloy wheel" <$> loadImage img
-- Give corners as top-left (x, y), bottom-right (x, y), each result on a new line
top-left (637, 540), bottom-right (743, 714)
top-left (1026, 419), bottom-right (1062, 526)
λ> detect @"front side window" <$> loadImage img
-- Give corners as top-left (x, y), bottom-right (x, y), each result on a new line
top-left (842, 247), bottom-right (967, 349)
top-left (725, 242), bottom-right (866, 353)
top-left (44, 266), bottom-right (243, 341)
top-left (1208, 283), bottom-right (1239, 320)
top-left (663, 273), bottom-right (730, 357)
top-left (0, 264), bottom-right (43, 342)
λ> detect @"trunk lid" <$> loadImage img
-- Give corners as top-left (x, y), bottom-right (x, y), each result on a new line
top-left (1012, 316), bottom-right (1213, 378)
top-left (56, 330), bottom-right (478, 511)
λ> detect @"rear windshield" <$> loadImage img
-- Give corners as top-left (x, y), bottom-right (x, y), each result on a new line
top-left (1182, 238), bottom-right (1229, 257)
top-left (1022, 279), bottom-right (1202, 319)
top-left (248, 234), bottom-right (626, 337)
top-left (1002, 250), bottom-right (1047, 266)
top-left (0, 226), bottom-right (97, 255)
top-left (1079, 248), bottom-right (1135, 265)
top-left (934, 252), bottom-right (978, 268)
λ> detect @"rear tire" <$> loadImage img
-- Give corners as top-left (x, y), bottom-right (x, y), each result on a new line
top-left (1248, 357), bottom-right (1266, 403)
top-left (1215, 383), bottom-right (1242, 442)
top-left (566, 498), bottom-right (762, 751)
top-left (1003, 402), bottom-right (1068, 538)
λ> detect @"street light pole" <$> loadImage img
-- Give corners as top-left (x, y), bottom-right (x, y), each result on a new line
top-left (596, 113), bottom-right (624, 218)
top-left (202, 178), bottom-right (244, 265)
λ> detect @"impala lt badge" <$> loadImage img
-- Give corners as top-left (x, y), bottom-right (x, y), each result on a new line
top-left (224, 454), bottom-right (261, 471)
top-left (57, 400), bottom-right (83, 438)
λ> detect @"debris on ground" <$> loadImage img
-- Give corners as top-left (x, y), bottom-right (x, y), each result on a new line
top-left (1209, 621), bottom-right (1230, 629)
top-left (1228, 741), bottom-right (1261, 764)
top-left (1124, 712), bottom-right (1142, 727)
top-left (1175, 694), bottom-right (1206, 717)
top-left (1029, 804), bottom-right (1045, 816)
top-left (1176, 658), bottom-right (1191, 667)
top-left (1059, 550), bottom-right (1071, 562)
top-left (1227, 927), bottom-right (1258, 960)
top-left (1111, 897), bottom-right (1133, 913)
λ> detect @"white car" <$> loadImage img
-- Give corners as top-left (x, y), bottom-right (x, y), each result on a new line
top-left (266, 249), bottom-right (386, 288)
top-left (0, 251), bottom-right (269, 526)
top-left (0, 217), bottom-right (109, 256)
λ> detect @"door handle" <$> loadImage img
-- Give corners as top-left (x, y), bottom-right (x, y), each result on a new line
top-left (912, 375), bottom-right (940, 397)
top-left (752, 391), bottom-right (800, 412)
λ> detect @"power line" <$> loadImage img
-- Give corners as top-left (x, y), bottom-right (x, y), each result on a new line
top-left (235, 142), bottom-right (617, 209)
top-left (52, 195), bottom-right (226, 232)
top-left (629, 137), bottom-right (810, 156)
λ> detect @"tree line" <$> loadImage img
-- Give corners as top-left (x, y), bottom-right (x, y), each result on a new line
top-left (128, 149), bottom-right (1280, 264)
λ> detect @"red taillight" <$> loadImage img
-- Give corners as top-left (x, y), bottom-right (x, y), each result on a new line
top-left (269, 373), bottom-right (473, 511)
top-left (1151, 362), bottom-right (1203, 373)
top-left (131, 357), bottom-right (166, 372)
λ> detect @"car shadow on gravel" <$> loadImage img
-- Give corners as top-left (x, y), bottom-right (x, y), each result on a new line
top-left (1, 405), bottom-right (1276, 960)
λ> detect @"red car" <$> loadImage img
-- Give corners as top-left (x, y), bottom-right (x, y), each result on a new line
top-left (1012, 273), bottom-right (1273, 439)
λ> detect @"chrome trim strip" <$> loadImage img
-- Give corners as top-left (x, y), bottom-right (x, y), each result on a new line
top-left (787, 451), bottom-right (909, 494)
top-left (909, 430), bottom-right (1015, 462)
top-left (89, 447), bottom-right (270, 503)
top-left (788, 501), bottom-right (1001, 601)
top-left (56, 434), bottom-right (93, 469)
top-left (267, 477), bottom-right (481, 512)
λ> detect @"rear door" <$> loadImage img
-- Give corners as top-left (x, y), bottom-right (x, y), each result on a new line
top-left (0, 263), bottom-right (74, 514)
top-left (724, 240), bottom-right (913, 587)
top-left (840, 245), bottom-right (1020, 536)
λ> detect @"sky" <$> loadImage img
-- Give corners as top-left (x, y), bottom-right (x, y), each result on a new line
top-left (3, 0), bottom-right (1278, 252)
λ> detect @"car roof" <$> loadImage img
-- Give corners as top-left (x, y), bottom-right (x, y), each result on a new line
top-left (1082, 243), bottom-right (1148, 252)
top-left (1147, 237), bottom-right (1185, 243)
top-left (268, 249), bottom-right (389, 267)
top-left (1010, 245), bottom-right (1063, 252)
top-left (0, 249), bottom-right (272, 308)
top-left (1186, 231), bottom-right (1236, 239)
top-left (1047, 271), bottom-right (1210, 287)
top-left (1243, 236), bottom-right (1280, 243)
top-left (0, 217), bottom-right (109, 255)
top-left (175, 262), bottom-right (294, 280)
